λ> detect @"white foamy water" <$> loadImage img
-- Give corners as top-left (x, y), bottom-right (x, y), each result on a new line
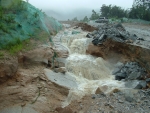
top-left (66, 54), bottom-right (112, 80)
top-left (54, 27), bottom-right (125, 107)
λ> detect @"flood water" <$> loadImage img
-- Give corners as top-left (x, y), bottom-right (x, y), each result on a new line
top-left (53, 26), bottom-right (125, 106)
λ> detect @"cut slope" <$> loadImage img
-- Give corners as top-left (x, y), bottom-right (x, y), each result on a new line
top-left (0, 0), bottom-right (62, 48)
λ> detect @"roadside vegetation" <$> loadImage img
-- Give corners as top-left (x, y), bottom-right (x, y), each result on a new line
top-left (99, 4), bottom-right (150, 21)
top-left (78, 2), bottom-right (150, 24)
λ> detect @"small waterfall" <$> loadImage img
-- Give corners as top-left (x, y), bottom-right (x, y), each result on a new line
top-left (53, 28), bottom-right (125, 107)
top-left (66, 54), bottom-right (112, 80)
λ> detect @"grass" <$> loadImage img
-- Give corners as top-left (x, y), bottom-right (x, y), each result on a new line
top-left (9, 43), bottom-right (23, 55)
top-left (0, 52), bottom-right (4, 59)
top-left (4, 38), bottom-right (23, 55)
top-left (2, 38), bottom-right (31, 55)
top-left (0, 28), bottom-right (52, 56)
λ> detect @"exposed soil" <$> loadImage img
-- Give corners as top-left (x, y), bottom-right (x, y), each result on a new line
top-left (76, 23), bottom-right (97, 32)
top-left (0, 64), bottom-right (69, 112)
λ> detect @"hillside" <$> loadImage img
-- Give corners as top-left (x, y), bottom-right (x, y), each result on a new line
top-left (0, 0), bottom-right (62, 50)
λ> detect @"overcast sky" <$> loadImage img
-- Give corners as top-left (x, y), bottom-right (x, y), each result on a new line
top-left (27, 0), bottom-right (133, 20)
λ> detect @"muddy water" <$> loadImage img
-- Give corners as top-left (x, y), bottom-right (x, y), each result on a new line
top-left (55, 28), bottom-right (125, 107)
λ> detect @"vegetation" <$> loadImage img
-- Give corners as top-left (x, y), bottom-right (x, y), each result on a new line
top-left (72, 17), bottom-right (78, 21)
top-left (0, 52), bottom-right (4, 59)
top-left (90, 10), bottom-right (99, 20)
top-left (89, 3), bottom-right (150, 22)
top-left (2, 38), bottom-right (31, 55)
top-left (129, 5), bottom-right (150, 21)
top-left (100, 4), bottom-right (127, 19)
top-left (81, 16), bottom-right (89, 22)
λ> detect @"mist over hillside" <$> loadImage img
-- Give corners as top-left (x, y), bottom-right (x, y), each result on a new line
top-left (44, 8), bottom-right (99, 21)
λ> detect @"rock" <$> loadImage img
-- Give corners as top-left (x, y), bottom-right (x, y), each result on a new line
top-left (0, 62), bottom-right (18, 84)
top-left (91, 94), bottom-right (97, 99)
top-left (91, 30), bottom-right (97, 36)
top-left (86, 33), bottom-right (93, 38)
top-left (95, 87), bottom-right (102, 94)
top-left (111, 89), bottom-right (120, 93)
top-left (90, 23), bottom-right (137, 46)
top-left (115, 73), bottom-right (127, 80)
top-left (92, 39), bottom-right (99, 45)
top-left (146, 78), bottom-right (150, 83)
top-left (44, 69), bottom-right (77, 89)
top-left (112, 68), bottom-right (121, 75)
top-left (125, 96), bottom-right (133, 102)
top-left (125, 80), bottom-right (146, 89)
top-left (115, 62), bottom-right (124, 68)
top-left (128, 72), bottom-right (141, 80)
top-left (139, 80), bottom-right (147, 88)
top-left (54, 46), bottom-right (69, 58)
top-left (129, 34), bottom-right (138, 41)
top-left (54, 67), bottom-right (66, 74)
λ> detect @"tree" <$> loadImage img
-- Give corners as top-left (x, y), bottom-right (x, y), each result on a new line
top-left (129, 5), bottom-right (150, 21)
top-left (82, 16), bottom-right (88, 22)
top-left (100, 4), bottom-right (127, 18)
top-left (100, 4), bottom-right (111, 17)
top-left (90, 10), bottom-right (99, 20)
top-left (72, 17), bottom-right (78, 21)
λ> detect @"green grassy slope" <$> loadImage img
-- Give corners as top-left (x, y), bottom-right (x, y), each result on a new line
top-left (0, 0), bottom-right (62, 49)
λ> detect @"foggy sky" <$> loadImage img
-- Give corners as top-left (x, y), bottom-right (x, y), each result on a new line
top-left (27, 0), bottom-right (133, 20)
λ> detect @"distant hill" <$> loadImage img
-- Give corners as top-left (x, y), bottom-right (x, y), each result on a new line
top-left (44, 8), bottom-right (99, 21)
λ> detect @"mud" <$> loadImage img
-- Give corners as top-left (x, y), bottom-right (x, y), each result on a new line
top-left (76, 23), bottom-right (97, 32)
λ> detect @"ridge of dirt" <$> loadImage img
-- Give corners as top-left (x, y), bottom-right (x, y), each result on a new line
top-left (76, 23), bottom-right (97, 32)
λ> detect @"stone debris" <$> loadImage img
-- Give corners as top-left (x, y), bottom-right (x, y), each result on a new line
top-left (68, 88), bottom-right (150, 113)
top-left (101, 89), bottom-right (150, 112)
top-left (87, 23), bottom-right (138, 45)
top-left (113, 62), bottom-right (147, 80)
top-left (112, 61), bottom-right (149, 89)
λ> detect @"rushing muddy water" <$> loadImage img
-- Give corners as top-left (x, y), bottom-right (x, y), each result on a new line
top-left (53, 27), bottom-right (125, 107)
